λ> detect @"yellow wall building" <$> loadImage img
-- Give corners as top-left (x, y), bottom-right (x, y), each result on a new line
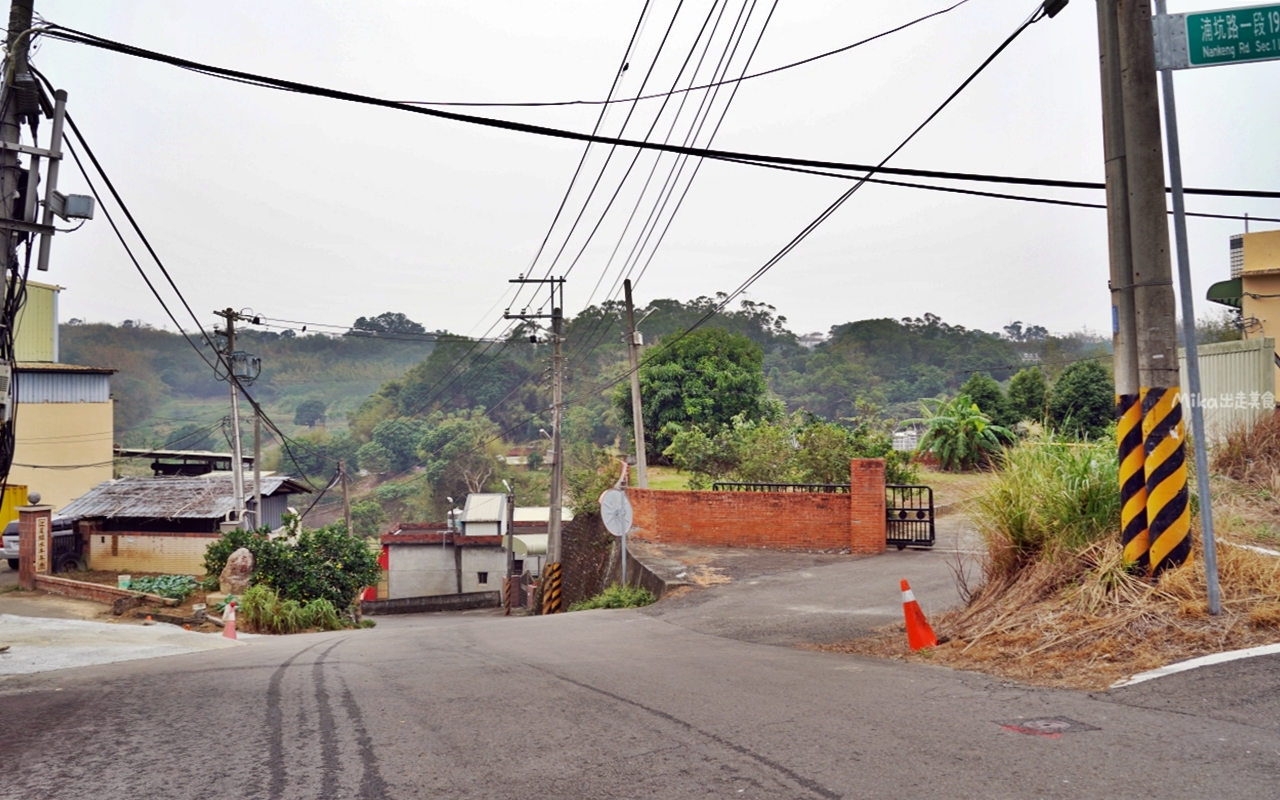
top-left (1209, 229), bottom-right (1280, 402)
top-left (10, 364), bottom-right (116, 512)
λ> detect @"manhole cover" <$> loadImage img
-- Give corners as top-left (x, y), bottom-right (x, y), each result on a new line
top-left (996, 717), bottom-right (1098, 737)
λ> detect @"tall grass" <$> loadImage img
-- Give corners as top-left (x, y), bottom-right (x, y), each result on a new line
top-left (971, 431), bottom-right (1120, 580)
top-left (238, 585), bottom-right (347, 634)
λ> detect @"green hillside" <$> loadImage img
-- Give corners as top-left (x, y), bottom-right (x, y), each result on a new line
top-left (59, 318), bottom-right (438, 448)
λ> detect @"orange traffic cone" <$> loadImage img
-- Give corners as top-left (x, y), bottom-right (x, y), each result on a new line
top-left (223, 600), bottom-right (237, 640)
top-left (900, 579), bottom-right (937, 650)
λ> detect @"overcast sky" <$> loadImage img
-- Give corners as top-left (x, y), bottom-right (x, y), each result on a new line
top-left (29, 0), bottom-right (1280, 341)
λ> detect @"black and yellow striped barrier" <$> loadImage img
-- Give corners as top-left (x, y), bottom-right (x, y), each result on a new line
top-left (1117, 393), bottom-right (1149, 570)
top-left (1141, 387), bottom-right (1191, 575)
top-left (541, 562), bottom-right (563, 615)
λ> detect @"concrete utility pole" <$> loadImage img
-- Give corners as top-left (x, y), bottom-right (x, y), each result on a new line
top-left (1, 2), bottom-right (34, 276)
top-left (253, 413), bottom-right (262, 529)
top-left (623, 279), bottom-right (648, 489)
top-left (1096, 0), bottom-right (1147, 567)
top-left (505, 277), bottom-right (565, 613)
top-left (214, 309), bottom-right (247, 525)
top-left (1113, 0), bottom-right (1190, 574)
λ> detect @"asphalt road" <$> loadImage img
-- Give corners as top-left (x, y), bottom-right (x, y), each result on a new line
top-left (2, 598), bottom-right (1278, 799)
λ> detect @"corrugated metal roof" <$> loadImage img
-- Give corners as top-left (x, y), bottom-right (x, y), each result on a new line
top-left (60, 474), bottom-right (310, 520)
top-left (513, 506), bottom-right (574, 523)
top-left (462, 493), bottom-right (506, 523)
top-left (16, 362), bottom-right (115, 374)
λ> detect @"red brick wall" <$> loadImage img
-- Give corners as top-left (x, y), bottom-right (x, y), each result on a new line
top-left (34, 574), bottom-right (178, 607)
top-left (629, 459), bottom-right (886, 554)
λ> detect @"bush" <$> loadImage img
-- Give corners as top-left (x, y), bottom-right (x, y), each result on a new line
top-left (568, 583), bottom-right (656, 611)
top-left (203, 520), bottom-right (382, 610)
top-left (908, 395), bottom-right (1013, 472)
top-left (1048, 360), bottom-right (1114, 439)
top-left (971, 431), bottom-right (1120, 580)
top-left (238, 585), bottom-right (349, 634)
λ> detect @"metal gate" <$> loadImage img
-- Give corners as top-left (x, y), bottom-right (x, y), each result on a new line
top-left (886, 484), bottom-right (934, 549)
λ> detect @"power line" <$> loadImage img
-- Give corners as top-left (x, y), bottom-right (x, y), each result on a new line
top-left (36, 25), bottom-right (1280, 200)
top-left (391, 1), bottom-right (974, 108)
top-left (560, 1), bottom-right (1065, 412)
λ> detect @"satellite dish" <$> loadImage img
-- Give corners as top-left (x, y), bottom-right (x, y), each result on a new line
top-left (598, 488), bottom-right (633, 538)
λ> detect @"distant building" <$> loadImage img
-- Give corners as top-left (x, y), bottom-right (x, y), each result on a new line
top-left (1206, 229), bottom-right (1280, 402)
top-left (798, 332), bottom-right (827, 349)
top-left (60, 474), bottom-right (310, 574)
top-left (6, 280), bottom-right (116, 511)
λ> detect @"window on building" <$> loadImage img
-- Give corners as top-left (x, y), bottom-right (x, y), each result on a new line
top-left (513, 559), bottom-right (524, 575)
top-left (477, 571), bottom-right (489, 585)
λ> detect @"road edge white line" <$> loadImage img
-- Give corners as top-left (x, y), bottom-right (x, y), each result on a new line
top-left (1111, 642), bottom-right (1280, 688)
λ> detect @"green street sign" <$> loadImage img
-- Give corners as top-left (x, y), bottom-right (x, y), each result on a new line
top-left (1154, 4), bottom-right (1280, 69)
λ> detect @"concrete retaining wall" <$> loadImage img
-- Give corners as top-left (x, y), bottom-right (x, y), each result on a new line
top-left (361, 591), bottom-right (500, 616)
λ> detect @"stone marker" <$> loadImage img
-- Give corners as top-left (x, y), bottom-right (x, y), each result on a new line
top-left (220, 547), bottom-right (255, 595)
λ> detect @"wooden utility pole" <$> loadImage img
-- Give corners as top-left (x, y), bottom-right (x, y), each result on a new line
top-left (1096, 0), bottom-right (1147, 567)
top-left (340, 458), bottom-right (351, 533)
top-left (1114, 0), bottom-right (1190, 574)
top-left (623, 279), bottom-right (648, 489)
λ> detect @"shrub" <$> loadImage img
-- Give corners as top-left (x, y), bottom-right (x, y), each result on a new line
top-left (971, 431), bottom-right (1120, 580)
top-left (1048, 360), bottom-right (1114, 439)
top-left (908, 395), bottom-right (1013, 472)
top-left (203, 520), bottom-right (382, 611)
top-left (238, 585), bottom-right (350, 634)
top-left (568, 583), bottom-right (656, 611)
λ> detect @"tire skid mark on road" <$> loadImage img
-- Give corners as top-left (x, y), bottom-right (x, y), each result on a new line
top-left (545, 671), bottom-right (842, 799)
top-left (264, 639), bottom-right (327, 800)
top-left (312, 640), bottom-right (347, 800)
top-left (336, 669), bottom-right (391, 798)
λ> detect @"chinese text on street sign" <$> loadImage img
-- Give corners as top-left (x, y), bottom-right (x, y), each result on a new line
top-left (1155, 4), bottom-right (1280, 69)
top-left (34, 516), bottom-right (49, 573)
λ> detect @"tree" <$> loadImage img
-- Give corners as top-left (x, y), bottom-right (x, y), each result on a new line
top-left (416, 409), bottom-right (506, 504)
top-left (369, 417), bottom-right (425, 473)
top-left (294, 398), bottom-right (327, 428)
top-left (351, 312), bottom-right (427, 335)
top-left (350, 500), bottom-right (389, 538)
top-left (1049, 360), bottom-right (1114, 439)
top-left (959, 372), bottom-right (1007, 426)
top-left (908, 395), bottom-right (1013, 472)
top-left (615, 328), bottom-right (771, 460)
top-left (1006, 367), bottom-right (1048, 423)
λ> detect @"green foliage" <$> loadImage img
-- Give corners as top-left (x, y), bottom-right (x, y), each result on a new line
top-left (971, 432), bottom-right (1120, 577)
top-left (288, 430), bottom-right (361, 480)
top-left (664, 411), bottom-right (916, 489)
top-left (238, 585), bottom-right (347, 634)
top-left (350, 500), bottom-right (389, 538)
top-left (1048, 360), bottom-right (1114, 439)
top-left (1005, 367), bottom-right (1048, 424)
top-left (370, 417), bottom-right (425, 473)
top-left (566, 449), bottom-right (624, 514)
top-left (163, 423), bottom-right (215, 451)
top-left (616, 328), bottom-right (771, 460)
top-left (352, 312), bottom-right (427, 335)
top-left (568, 583), bottom-right (656, 611)
top-left (203, 520), bottom-right (382, 610)
top-left (127, 574), bottom-right (197, 601)
top-left (959, 372), bottom-right (1007, 426)
top-left (294, 398), bottom-right (327, 428)
top-left (908, 395), bottom-right (1013, 472)
top-left (417, 408), bottom-right (507, 507)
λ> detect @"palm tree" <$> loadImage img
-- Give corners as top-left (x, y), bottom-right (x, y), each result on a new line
top-left (907, 394), bottom-right (1014, 471)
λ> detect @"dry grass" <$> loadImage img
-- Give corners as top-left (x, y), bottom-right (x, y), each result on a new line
top-left (1213, 412), bottom-right (1280, 488)
top-left (816, 532), bottom-right (1280, 690)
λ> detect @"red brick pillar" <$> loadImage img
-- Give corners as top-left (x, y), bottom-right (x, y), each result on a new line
top-left (849, 459), bottom-right (886, 554)
top-left (17, 504), bottom-right (53, 590)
